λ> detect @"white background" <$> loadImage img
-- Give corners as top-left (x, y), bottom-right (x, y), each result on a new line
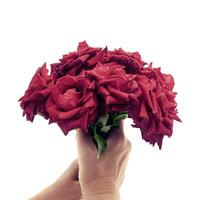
top-left (0, 0), bottom-right (199, 199)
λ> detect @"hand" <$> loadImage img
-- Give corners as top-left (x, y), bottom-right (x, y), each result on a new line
top-left (29, 159), bottom-right (82, 200)
top-left (76, 119), bottom-right (132, 200)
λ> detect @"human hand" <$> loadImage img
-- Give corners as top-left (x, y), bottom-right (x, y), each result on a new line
top-left (76, 119), bottom-right (131, 200)
top-left (29, 159), bottom-right (82, 200)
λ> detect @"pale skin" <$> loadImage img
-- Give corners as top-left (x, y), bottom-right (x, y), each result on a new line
top-left (29, 160), bottom-right (82, 200)
top-left (30, 120), bottom-right (131, 200)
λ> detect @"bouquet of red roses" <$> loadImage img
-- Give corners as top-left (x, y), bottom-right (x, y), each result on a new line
top-left (18, 41), bottom-right (181, 158)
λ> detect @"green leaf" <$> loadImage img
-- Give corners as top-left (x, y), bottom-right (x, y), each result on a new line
top-left (100, 125), bottom-right (112, 133)
top-left (88, 111), bottom-right (129, 159)
top-left (113, 113), bottom-right (128, 121)
top-left (96, 113), bottom-right (109, 127)
top-left (94, 132), bottom-right (107, 159)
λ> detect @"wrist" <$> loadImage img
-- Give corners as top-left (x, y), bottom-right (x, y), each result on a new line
top-left (80, 176), bottom-right (119, 200)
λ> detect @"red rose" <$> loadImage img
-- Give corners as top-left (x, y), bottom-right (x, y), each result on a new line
top-left (106, 48), bottom-right (147, 74)
top-left (18, 63), bottom-right (52, 121)
top-left (86, 61), bottom-right (141, 113)
top-left (45, 74), bottom-right (98, 134)
top-left (130, 64), bottom-right (182, 148)
top-left (50, 41), bottom-right (106, 81)
top-left (85, 59), bottom-right (181, 148)
top-left (50, 41), bottom-right (146, 81)
top-left (19, 41), bottom-right (181, 149)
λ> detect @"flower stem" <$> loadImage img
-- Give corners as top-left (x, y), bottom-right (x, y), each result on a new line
top-left (88, 111), bottom-right (128, 159)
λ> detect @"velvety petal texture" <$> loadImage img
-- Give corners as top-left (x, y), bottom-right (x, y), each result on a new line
top-left (18, 63), bottom-right (52, 121)
top-left (18, 41), bottom-right (181, 148)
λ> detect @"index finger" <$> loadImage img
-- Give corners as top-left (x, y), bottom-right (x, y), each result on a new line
top-left (117, 119), bottom-right (125, 139)
top-left (107, 119), bottom-right (125, 147)
top-left (75, 128), bottom-right (96, 150)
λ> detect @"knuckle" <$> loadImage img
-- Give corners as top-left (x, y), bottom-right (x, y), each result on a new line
top-left (126, 140), bottom-right (132, 152)
top-left (119, 138), bottom-right (131, 153)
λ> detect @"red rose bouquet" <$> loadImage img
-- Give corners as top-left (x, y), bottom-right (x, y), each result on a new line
top-left (18, 41), bottom-right (181, 158)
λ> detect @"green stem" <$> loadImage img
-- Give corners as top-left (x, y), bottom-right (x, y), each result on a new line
top-left (88, 111), bottom-right (128, 159)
